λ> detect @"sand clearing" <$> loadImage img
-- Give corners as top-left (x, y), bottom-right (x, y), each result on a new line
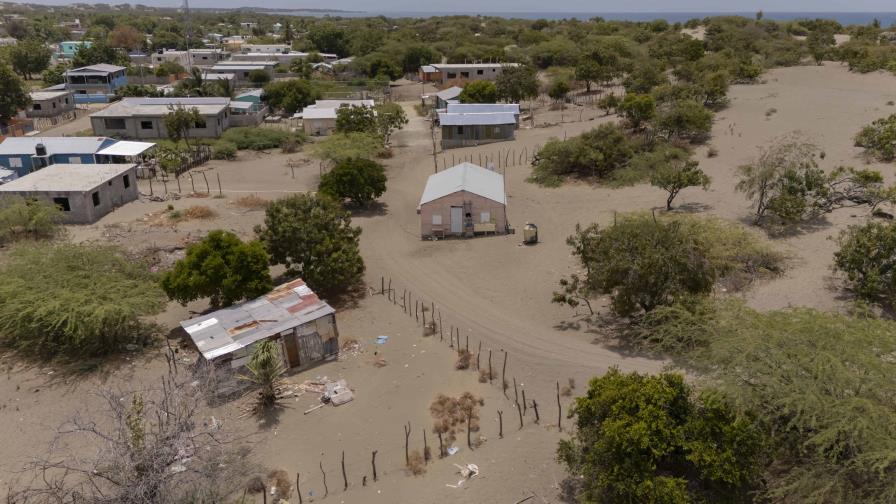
top-left (3, 63), bottom-right (896, 501)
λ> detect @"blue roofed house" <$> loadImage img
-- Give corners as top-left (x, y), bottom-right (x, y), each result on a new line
top-left (65, 64), bottom-right (128, 103)
top-left (0, 137), bottom-right (117, 177)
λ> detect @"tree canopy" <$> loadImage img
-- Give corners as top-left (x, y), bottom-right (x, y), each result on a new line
top-left (458, 81), bottom-right (498, 104)
top-left (0, 64), bottom-right (29, 124)
top-left (318, 158), bottom-right (387, 207)
top-left (161, 230), bottom-right (273, 309)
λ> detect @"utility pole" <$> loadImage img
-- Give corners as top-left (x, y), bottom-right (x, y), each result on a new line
top-left (183, 0), bottom-right (193, 71)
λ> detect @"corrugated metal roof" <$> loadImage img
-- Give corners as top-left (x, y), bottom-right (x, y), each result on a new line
top-left (419, 162), bottom-right (506, 206)
top-left (0, 163), bottom-right (134, 192)
top-left (0, 136), bottom-right (114, 156)
top-left (446, 103), bottom-right (520, 114)
top-left (179, 279), bottom-right (335, 361)
top-left (66, 63), bottom-right (126, 74)
top-left (431, 63), bottom-right (520, 70)
top-left (438, 112), bottom-right (517, 126)
top-left (436, 86), bottom-right (463, 100)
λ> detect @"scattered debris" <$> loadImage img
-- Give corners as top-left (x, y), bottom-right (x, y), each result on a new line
top-left (374, 358), bottom-right (388, 368)
top-left (446, 463), bottom-right (479, 488)
top-left (375, 335), bottom-right (389, 345)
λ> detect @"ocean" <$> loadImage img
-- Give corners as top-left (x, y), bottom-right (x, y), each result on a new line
top-left (275, 11), bottom-right (896, 26)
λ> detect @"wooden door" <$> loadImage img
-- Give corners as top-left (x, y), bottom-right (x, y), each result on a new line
top-left (297, 332), bottom-right (324, 367)
top-left (282, 331), bottom-right (300, 368)
top-left (450, 206), bottom-right (463, 233)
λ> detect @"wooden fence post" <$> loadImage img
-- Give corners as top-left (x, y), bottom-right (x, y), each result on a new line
top-left (522, 388), bottom-right (528, 416)
top-left (533, 399), bottom-right (540, 424)
top-left (513, 377), bottom-right (519, 406)
top-left (488, 349), bottom-right (493, 383)
top-left (296, 472), bottom-right (303, 504)
top-left (341, 450), bottom-right (348, 490)
top-left (404, 422), bottom-right (411, 466)
top-left (476, 341), bottom-right (482, 370)
top-left (517, 400), bottom-right (524, 429)
top-left (557, 381), bottom-right (562, 431)
top-left (372, 450), bottom-right (378, 482)
top-left (320, 460), bottom-right (328, 498)
top-left (502, 351), bottom-right (508, 397)
top-left (498, 410), bottom-right (504, 438)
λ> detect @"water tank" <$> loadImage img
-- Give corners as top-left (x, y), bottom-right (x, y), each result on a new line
top-left (523, 222), bottom-right (538, 244)
top-left (34, 143), bottom-right (47, 157)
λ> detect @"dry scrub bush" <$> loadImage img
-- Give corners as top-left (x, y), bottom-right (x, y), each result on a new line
top-left (232, 194), bottom-right (271, 210)
top-left (407, 450), bottom-right (426, 476)
top-left (455, 349), bottom-right (472, 369)
top-left (478, 369), bottom-right (493, 383)
top-left (267, 469), bottom-right (292, 500)
top-left (430, 392), bottom-right (484, 446)
top-left (184, 205), bottom-right (217, 220)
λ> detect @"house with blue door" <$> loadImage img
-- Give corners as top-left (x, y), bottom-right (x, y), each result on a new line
top-left (0, 137), bottom-right (117, 177)
top-left (65, 64), bottom-right (128, 103)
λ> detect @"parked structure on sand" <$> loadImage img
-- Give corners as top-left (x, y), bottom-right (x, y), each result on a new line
top-left (418, 162), bottom-right (508, 239)
top-left (419, 62), bottom-right (520, 85)
top-left (180, 279), bottom-right (339, 371)
top-left (438, 103), bottom-right (519, 149)
top-left (0, 163), bottom-right (138, 224)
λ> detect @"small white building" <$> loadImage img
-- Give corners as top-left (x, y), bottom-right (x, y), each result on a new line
top-left (299, 99), bottom-right (375, 136)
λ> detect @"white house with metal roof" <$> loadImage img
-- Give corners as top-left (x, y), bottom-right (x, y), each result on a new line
top-left (90, 97), bottom-right (232, 139)
top-left (298, 99), bottom-right (376, 136)
top-left (0, 163), bottom-right (138, 223)
top-left (418, 162), bottom-right (508, 238)
top-left (179, 278), bottom-right (339, 370)
top-left (438, 104), bottom-right (518, 149)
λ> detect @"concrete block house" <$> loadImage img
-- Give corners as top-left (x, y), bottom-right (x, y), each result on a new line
top-left (418, 162), bottom-right (508, 239)
top-left (90, 97), bottom-right (232, 139)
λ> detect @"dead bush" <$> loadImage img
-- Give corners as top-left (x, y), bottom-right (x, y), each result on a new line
top-left (430, 392), bottom-right (484, 446)
top-left (478, 369), bottom-right (493, 383)
top-left (267, 469), bottom-right (292, 500)
top-left (407, 450), bottom-right (426, 476)
top-left (455, 349), bottom-right (472, 370)
top-left (232, 194), bottom-right (271, 210)
top-left (170, 205), bottom-right (217, 222)
top-left (561, 385), bottom-right (573, 397)
top-left (568, 377), bottom-right (576, 390)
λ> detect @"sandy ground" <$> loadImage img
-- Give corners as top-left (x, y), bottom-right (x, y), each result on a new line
top-left (3, 62), bottom-right (896, 502)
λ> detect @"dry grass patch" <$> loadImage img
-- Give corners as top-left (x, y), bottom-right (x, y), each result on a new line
top-left (231, 194), bottom-right (271, 210)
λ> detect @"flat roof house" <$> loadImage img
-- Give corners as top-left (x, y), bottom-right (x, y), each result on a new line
top-left (0, 163), bottom-right (138, 224)
top-left (207, 62), bottom-right (276, 84)
top-left (58, 40), bottom-right (91, 59)
top-left (438, 109), bottom-right (517, 149)
top-left (180, 278), bottom-right (339, 371)
top-left (0, 136), bottom-right (117, 177)
top-left (418, 162), bottom-right (508, 239)
top-left (241, 43), bottom-right (290, 54)
top-left (299, 99), bottom-right (375, 136)
top-left (26, 90), bottom-right (76, 118)
top-left (420, 63), bottom-right (520, 84)
top-left (65, 64), bottom-right (128, 103)
top-left (90, 97), bottom-right (232, 139)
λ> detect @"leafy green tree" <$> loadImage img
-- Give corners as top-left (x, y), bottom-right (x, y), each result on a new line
top-left (495, 65), bottom-right (539, 103)
top-left (8, 39), bottom-right (51, 80)
top-left (619, 93), bottom-right (656, 129)
top-left (318, 158), bottom-right (387, 206)
top-left (72, 40), bottom-right (125, 67)
top-left (351, 51), bottom-right (402, 80)
top-left (655, 100), bottom-right (714, 141)
top-left (548, 79), bottom-right (571, 104)
top-left (574, 60), bottom-right (602, 93)
top-left (155, 60), bottom-right (186, 78)
top-left (834, 221), bottom-right (896, 310)
top-left (554, 214), bottom-right (716, 317)
top-left (696, 70), bottom-right (730, 107)
top-left (374, 102), bottom-right (408, 146)
top-left (623, 60), bottom-right (668, 94)
top-left (247, 68), bottom-right (270, 85)
top-left (150, 30), bottom-right (186, 51)
top-left (160, 230), bottom-right (273, 309)
top-left (255, 194), bottom-right (364, 295)
top-left (458, 81), bottom-right (498, 104)
top-left (0, 196), bottom-right (63, 245)
top-left (108, 25), bottom-right (145, 51)
top-left (597, 93), bottom-right (620, 115)
top-left (401, 44), bottom-right (439, 74)
top-left (558, 368), bottom-right (762, 504)
top-left (650, 159), bottom-right (711, 210)
top-left (0, 243), bottom-right (165, 357)
top-left (116, 84), bottom-right (165, 98)
top-left (336, 105), bottom-right (377, 134)
top-left (41, 63), bottom-right (67, 86)
top-left (529, 123), bottom-right (634, 186)
top-left (240, 340), bottom-right (285, 408)
top-left (164, 104), bottom-right (203, 149)
top-left (855, 114), bottom-right (896, 161)
top-left (807, 28), bottom-right (836, 65)
top-left (262, 79), bottom-right (320, 114)
top-left (0, 64), bottom-right (30, 124)
top-left (308, 22), bottom-right (349, 57)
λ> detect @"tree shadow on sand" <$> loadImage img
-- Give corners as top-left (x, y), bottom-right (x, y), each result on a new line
top-left (349, 201), bottom-right (389, 218)
top-left (736, 213), bottom-right (833, 239)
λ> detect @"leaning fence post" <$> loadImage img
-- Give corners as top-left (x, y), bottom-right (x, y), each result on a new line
top-left (371, 450), bottom-right (378, 482)
top-left (502, 351), bottom-right (508, 397)
top-left (557, 381), bottom-right (562, 431)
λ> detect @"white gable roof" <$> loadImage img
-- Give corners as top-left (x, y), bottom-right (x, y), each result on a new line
top-left (419, 162), bottom-right (506, 206)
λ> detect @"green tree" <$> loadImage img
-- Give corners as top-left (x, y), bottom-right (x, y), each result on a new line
top-left (597, 93), bottom-right (620, 115)
top-left (72, 40), bottom-right (125, 67)
top-left (574, 60), bottom-right (602, 93)
top-left (855, 114), bottom-right (896, 161)
top-left (623, 60), bottom-right (668, 94)
top-left (558, 369), bottom-right (762, 504)
top-left (262, 79), bottom-right (320, 114)
top-left (160, 230), bottom-right (273, 309)
top-left (696, 70), bottom-right (730, 107)
top-left (308, 22), bottom-right (349, 57)
top-left (554, 214), bottom-right (716, 317)
top-left (336, 105), bottom-right (377, 134)
top-left (548, 79), bottom-right (571, 105)
top-left (650, 159), bottom-right (711, 210)
top-left (108, 25), bottom-right (145, 51)
top-left (0, 64), bottom-right (30, 124)
top-left (247, 68), bottom-right (270, 85)
top-left (155, 60), bottom-right (186, 78)
top-left (318, 158), bottom-right (387, 206)
top-left (401, 44), bottom-right (439, 74)
top-left (375, 102), bottom-right (408, 146)
top-left (255, 194), bottom-right (364, 295)
top-left (0, 196), bottom-right (63, 245)
top-left (655, 100), bottom-right (714, 141)
top-left (0, 243), bottom-right (165, 357)
top-left (834, 221), bottom-right (896, 310)
top-left (529, 123), bottom-right (634, 186)
top-left (458, 80), bottom-right (498, 104)
top-left (807, 28), bottom-right (836, 65)
top-left (240, 340), bottom-right (286, 408)
top-left (495, 65), bottom-right (539, 103)
top-left (41, 63), bottom-right (68, 86)
top-left (619, 93), bottom-right (656, 129)
top-left (164, 104), bottom-right (202, 148)
top-left (8, 39), bottom-right (51, 80)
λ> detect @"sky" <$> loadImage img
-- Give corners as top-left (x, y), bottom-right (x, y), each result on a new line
top-left (15, 0), bottom-right (896, 12)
